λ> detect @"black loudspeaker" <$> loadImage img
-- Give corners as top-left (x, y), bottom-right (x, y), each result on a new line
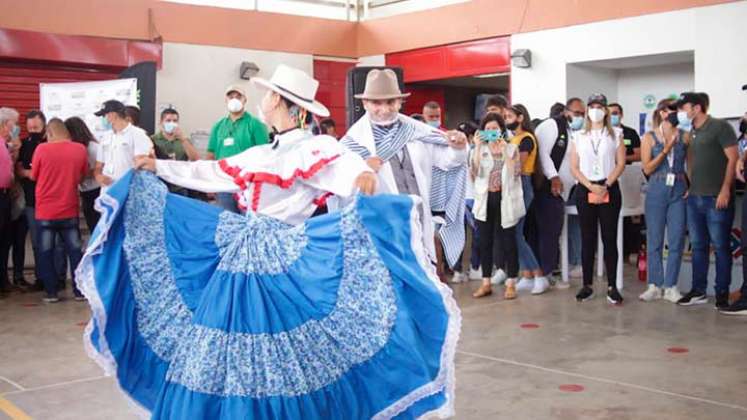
top-left (120, 61), bottom-right (157, 135)
top-left (346, 66), bottom-right (405, 128)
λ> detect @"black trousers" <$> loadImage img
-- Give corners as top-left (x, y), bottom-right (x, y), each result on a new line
top-left (80, 188), bottom-right (101, 233)
top-left (477, 191), bottom-right (518, 279)
top-left (535, 184), bottom-right (565, 275)
top-left (575, 182), bottom-right (622, 288)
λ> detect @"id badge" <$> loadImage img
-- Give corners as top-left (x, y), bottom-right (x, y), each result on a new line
top-left (666, 173), bottom-right (675, 187)
top-left (223, 137), bottom-right (235, 147)
top-left (592, 161), bottom-right (602, 179)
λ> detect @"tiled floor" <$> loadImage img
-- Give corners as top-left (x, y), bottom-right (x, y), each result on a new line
top-left (1, 271), bottom-right (745, 419)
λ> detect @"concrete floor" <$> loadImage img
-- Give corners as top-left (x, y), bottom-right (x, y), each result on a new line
top-left (1, 270), bottom-right (746, 420)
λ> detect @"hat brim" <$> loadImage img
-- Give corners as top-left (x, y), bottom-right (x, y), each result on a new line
top-left (93, 110), bottom-right (106, 116)
top-left (252, 77), bottom-right (330, 118)
top-left (354, 92), bottom-right (411, 100)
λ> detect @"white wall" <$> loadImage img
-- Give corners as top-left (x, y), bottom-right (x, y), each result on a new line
top-left (357, 55), bottom-right (385, 67)
top-left (566, 64), bottom-right (618, 109)
top-left (511, 2), bottom-right (746, 120)
top-left (156, 42), bottom-right (312, 151)
top-left (617, 63), bottom-right (694, 133)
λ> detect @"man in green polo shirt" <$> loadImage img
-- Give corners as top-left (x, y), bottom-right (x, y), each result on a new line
top-left (152, 107), bottom-right (200, 196)
top-left (207, 84), bottom-right (269, 212)
top-left (676, 92), bottom-right (738, 309)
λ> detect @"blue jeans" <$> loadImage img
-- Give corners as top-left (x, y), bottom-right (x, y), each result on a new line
top-left (37, 218), bottom-right (83, 298)
top-left (687, 195), bottom-right (735, 295)
top-left (645, 178), bottom-right (687, 288)
top-left (25, 207), bottom-right (67, 282)
top-left (215, 192), bottom-right (241, 214)
top-left (516, 176), bottom-right (541, 272)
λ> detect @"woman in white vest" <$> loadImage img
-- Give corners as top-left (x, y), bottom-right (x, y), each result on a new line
top-left (471, 112), bottom-right (521, 300)
top-left (569, 93), bottom-right (626, 304)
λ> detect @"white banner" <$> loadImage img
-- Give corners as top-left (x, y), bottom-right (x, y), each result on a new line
top-left (39, 78), bottom-right (138, 139)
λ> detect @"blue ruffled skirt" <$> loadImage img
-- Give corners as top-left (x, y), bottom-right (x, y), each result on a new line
top-left (76, 171), bottom-right (460, 419)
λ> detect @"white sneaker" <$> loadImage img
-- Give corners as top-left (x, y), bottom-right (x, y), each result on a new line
top-left (469, 268), bottom-right (482, 281)
top-left (639, 284), bottom-right (662, 302)
top-left (491, 269), bottom-right (508, 285)
top-left (663, 286), bottom-right (683, 303)
top-left (516, 277), bottom-right (534, 291)
top-left (569, 265), bottom-right (583, 278)
top-left (531, 277), bottom-right (550, 295)
top-left (450, 272), bottom-right (467, 284)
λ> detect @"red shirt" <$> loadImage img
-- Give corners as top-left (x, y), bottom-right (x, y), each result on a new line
top-left (31, 140), bottom-right (88, 220)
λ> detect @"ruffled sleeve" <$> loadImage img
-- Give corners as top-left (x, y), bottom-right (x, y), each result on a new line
top-left (155, 159), bottom-right (239, 193)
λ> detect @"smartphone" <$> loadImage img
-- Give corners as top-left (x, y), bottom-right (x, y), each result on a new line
top-left (479, 129), bottom-right (501, 142)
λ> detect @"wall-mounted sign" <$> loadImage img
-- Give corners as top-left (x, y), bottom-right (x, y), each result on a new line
top-left (643, 94), bottom-right (657, 109)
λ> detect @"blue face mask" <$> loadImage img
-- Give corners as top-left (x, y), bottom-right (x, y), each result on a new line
top-left (163, 121), bottom-right (178, 134)
top-left (569, 116), bottom-right (584, 131)
top-left (426, 120), bottom-right (441, 128)
top-left (677, 111), bottom-right (692, 132)
top-left (101, 117), bottom-right (113, 131)
top-left (10, 125), bottom-right (20, 139)
top-left (610, 114), bottom-right (621, 127)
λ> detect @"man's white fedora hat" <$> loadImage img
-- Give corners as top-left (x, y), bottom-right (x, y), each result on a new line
top-left (251, 64), bottom-right (330, 117)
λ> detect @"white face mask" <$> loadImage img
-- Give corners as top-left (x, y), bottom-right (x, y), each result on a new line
top-left (256, 104), bottom-right (268, 125)
top-left (369, 112), bottom-right (399, 126)
top-left (588, 108), bottom-right (606, 124)
top-left (163, 121), bottom-right (178, 134)
top-left (227, 98), bottom-right (244, 113)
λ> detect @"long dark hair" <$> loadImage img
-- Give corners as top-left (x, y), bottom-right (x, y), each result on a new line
top-left (64, 117), bottom-right (97, 147)
top-left (507, 104), bottom-right (534, 137)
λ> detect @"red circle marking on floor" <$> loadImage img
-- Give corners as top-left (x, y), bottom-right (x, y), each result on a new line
top-left (667, 347), bottom-right (689, 354)
top-left (21, 303), bottom-right (40, 307)
top-left (559, 384), bottom-right (585, 392)
top-left (520, 323), bottom-right (540, 329)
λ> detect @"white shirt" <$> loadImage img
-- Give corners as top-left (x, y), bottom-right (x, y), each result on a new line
top-left (536, 118), bottom-right (575, 198)
top-left (96, 123), bottom-right (153, 183)
top-left (80, 141), bottom-right (100, 192)
top-left (571, 127), bottom-right (622, 181)
top-left (155, 129), bottom-right (371, 226)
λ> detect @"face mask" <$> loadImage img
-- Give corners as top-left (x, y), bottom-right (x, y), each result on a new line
top-left (610, 115), bottom-right (621, 127)
top-left (29, 132), bottom-right (45, 142)
top-left (10, 125), bottom-right (20, 139)
top-left (666, 112), bottom-right (680, 127)
top-left (588, 108), bottom-right (606, 123)
top-left (101, 117), bottom-right (112, 131)
top-left (369, 112), bottom-right (399, 126)
top-left (677, 111), bottom-right (692, 132)
top-left (426, 120), bottom-right (441, 128)
top-left (506, 121), bottom-right (519, 131)
top-left (227, 98), bottom-right (244, 113)
top-left (569, 116), bottom-right (584, 131)
top-left (163, 121), bottom-right (178, 134)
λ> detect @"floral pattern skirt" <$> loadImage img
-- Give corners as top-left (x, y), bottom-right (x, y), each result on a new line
top-left (76, 171), bottom-right (460, 420)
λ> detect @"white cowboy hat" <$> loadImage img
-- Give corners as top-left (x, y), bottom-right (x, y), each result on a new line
top-left (251, 64), bottom-right (330, 117)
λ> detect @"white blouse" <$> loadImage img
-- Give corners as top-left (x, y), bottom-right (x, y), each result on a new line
top-left (571, 127), bottom-right (622, 182)
top-left (155, 129), bottom-right (371, 225)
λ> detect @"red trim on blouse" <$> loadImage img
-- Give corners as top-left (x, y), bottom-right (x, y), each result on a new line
top-left (218, 155), bottom-right (340, 190)
top-left (313, 192), bottom-right (334, 207)
top-left (218, 154), bottom-right (341, 212)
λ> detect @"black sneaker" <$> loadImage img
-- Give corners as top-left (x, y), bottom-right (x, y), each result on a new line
top-left (607, 286), bottom-right (624, 305)
top-left (715, 293), bottom-right (730, 310)
top-left (719, 298), bottom-right (747, 316)
top-left (576, 286), bottom-right (594, 302)
top-left (677, 290), bottom-right (708, 306)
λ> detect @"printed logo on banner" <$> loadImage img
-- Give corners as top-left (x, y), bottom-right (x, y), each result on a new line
top-left (643, 94), bottom-right (657, 109)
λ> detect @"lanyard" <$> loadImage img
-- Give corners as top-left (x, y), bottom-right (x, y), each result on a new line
top-left (590, 132), bottom-right (603, 156)
top-left (658, 128), bottom-right (675, 170)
